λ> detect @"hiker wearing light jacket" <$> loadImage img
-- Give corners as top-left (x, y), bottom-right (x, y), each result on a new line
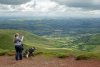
top-left (14, 33), bottom-right (24, 61)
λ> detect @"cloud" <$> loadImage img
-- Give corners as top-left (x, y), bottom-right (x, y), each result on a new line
top-left (52, 0), bottom-right (100, 10)
top-left (0, 0), bottom-right (60, 12)
top-left (0, 0), bottom-right (31, 5)
top-left (0, 0), bottom-right (100, 17)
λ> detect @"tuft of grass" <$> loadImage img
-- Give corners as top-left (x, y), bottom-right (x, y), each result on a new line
top-left (0, 52), bottom-right (7, 56)
top-left (75, 55), bottom-right (90, 60)
top-left (0, 51), bottom-right (9, 56)
top-left (34, 52), bottom-right (44, 56)
top-left (6, 51), bottom-right (15, 56)
top-left (0, 49), bottom-right (15, 56)
top-left (0, 49), bottom-right (8, 56)
top-left (56, 53), bottom-right (68, 58)
top-left (75, 51), bottom-right (100, 60)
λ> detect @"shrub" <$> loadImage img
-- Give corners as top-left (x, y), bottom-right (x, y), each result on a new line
top-left (75, 55), bottom-right (89, 60)
top-left (7, 52), bottom-right (15, 56)
top-left (34, 52), bottom-right (43, 56)
top-left (0, 52), bottom-right (7, 56)
top-left (57, 53), bottom-right (68, 58)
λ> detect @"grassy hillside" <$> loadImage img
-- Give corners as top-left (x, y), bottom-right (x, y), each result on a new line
top-left (0, 29), bottom-right (71, 57)
top-left (0, 29), bottom-right (55, 50)
top-left (0, 29), bottom-right (77, 50)
top-left (0, 29), bottom-right (100, 60)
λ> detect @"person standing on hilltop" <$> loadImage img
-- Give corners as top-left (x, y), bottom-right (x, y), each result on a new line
top-left (14, 33), bottom-right (24, 61)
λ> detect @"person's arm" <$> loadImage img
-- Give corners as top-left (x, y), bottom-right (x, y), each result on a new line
top-left (21, 36), bottom-right (24, 41)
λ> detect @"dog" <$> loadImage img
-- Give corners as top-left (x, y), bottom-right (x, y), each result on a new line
top-left (23, 47), bottom-right (36, 58)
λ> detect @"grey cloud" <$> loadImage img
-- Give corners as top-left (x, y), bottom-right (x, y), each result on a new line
top-left (0, 0), bottom-right (31, 5)
top-left (52, 0), bottom-right (100, 10)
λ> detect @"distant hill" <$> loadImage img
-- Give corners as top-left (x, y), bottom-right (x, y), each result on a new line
top-left (0, 18), bottom-right (100, 36)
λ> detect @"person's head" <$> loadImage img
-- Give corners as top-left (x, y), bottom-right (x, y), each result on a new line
top-left (15, 33), bottom-right (19, 37)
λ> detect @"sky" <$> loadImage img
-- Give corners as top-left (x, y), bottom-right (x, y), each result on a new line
top-left (0, 0), bottom-right (100, 17)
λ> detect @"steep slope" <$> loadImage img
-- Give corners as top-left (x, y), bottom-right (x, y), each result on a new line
top-left (0, 29), bottom-right (58, 51)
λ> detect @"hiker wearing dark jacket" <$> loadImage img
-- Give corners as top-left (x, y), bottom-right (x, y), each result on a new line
top-left (14, 33), bottom-right (24, 61)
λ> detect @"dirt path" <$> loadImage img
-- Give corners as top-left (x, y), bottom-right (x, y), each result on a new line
top-left (0, 56), bottom-right (100, 67)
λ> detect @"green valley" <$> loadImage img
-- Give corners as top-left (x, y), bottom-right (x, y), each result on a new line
top-left (0, 29), bottom-right (100, 60)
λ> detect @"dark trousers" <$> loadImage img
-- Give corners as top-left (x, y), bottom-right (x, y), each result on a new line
top-left (15, 45), bottom-right (22, 60)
